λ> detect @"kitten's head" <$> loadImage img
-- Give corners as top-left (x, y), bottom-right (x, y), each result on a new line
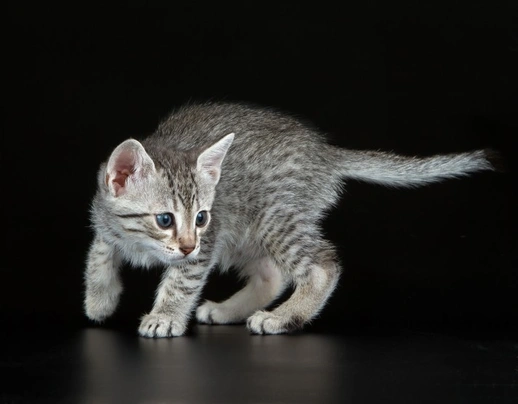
top-left (94, 133), bottom-right (234, 267)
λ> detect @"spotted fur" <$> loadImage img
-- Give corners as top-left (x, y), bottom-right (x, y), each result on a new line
top-left (84, 102), bottom-right (496, 337)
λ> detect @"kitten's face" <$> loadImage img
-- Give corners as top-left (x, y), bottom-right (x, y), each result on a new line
top-left (97, 133), bottom-right (234, 267)
top-left (106, 165), bottom-right (215, 265)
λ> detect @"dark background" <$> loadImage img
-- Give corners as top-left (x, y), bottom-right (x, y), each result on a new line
top-left (4, 3), bottom-right (517, 336)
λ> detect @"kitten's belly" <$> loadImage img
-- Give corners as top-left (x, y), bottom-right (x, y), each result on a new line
top-left (216, 228), bottom-right (264, 271)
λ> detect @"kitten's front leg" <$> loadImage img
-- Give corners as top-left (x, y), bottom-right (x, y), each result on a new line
top-left (139, 264), bottom-right (207, 338)
top-left (84, 235), bottom-right (123, 322)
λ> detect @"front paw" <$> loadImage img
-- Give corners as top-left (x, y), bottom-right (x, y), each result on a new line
top-left (138, 313), bottom-right (186, 338)
top-left (246, 311), bottom-right (305, 335)
top-left (84, 288), bottom-right (121, 322)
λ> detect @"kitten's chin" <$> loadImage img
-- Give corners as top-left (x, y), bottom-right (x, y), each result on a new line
top-left (121, 243), bottom-right (200, 267)
top-left (158, 250), bottom-right (200, 266)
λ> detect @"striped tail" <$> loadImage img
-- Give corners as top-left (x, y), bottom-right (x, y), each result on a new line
top-left (336, 148), bottom-right (498, 188)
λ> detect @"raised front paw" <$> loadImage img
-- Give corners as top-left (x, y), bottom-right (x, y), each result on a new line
top-left (246, 311), bottom-right (305, 335)
top-left (138, 313), bottom-right (186, 338)
top-left (84, 287), bottom-right (121, 322)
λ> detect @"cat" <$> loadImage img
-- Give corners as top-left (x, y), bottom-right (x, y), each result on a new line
top-left (84, 101), bottom-right (496, 337)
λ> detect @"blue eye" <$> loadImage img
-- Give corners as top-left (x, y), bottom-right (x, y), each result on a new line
top-left (196, 211), bottom-right (209, 227)
top-left (156, 213), bottom-right (174, 229)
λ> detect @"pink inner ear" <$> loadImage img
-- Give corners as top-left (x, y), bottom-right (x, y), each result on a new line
top-left (110, 150), bottom-right (136, 196)
top-left (112, 169), bottom-right (132, 196)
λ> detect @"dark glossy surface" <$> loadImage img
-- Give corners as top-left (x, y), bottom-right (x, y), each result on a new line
top-left (1, 317), bottom-right (517, 404)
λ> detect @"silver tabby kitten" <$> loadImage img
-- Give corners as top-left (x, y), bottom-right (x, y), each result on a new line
top-left (84, 102), bottom-right (495, 337)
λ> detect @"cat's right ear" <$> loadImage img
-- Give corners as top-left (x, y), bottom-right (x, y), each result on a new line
top-left (197, 133), bottom-right (235, 185)
top-left (105, 139), bottom-right (156, 197)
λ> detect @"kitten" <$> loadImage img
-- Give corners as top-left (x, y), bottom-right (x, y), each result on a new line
top-left (84, 102), bottom-right (496, 337)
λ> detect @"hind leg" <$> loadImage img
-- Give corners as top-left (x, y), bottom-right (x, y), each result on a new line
top-left (196, 257), bottom-right (285, 324)
top-left (247, 239), bottom-right (340, 334)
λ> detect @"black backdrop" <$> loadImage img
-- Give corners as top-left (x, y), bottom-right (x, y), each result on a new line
top-left (4, 3), bottom-right (517, 335)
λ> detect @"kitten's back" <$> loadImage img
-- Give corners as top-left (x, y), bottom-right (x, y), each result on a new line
top-left (144, 102), bottom-right (342, 215)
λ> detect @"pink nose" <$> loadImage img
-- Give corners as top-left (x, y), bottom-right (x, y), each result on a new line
top-left (180, 245), bottom-right (195, 255)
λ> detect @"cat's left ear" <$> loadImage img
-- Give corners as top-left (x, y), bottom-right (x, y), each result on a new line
top-left (106, 139), bottom-right (156, 196)
top-left (197, 133), bottom-right (235, 185)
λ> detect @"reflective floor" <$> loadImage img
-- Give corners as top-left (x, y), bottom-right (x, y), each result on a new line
top-left (2, 316), bottom-right (516, 404)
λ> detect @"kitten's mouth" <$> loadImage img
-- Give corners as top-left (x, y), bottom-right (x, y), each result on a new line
top-left (161, 247), bottom-right (199, 263)
top-left (182, 248), bottom-right (200, 261)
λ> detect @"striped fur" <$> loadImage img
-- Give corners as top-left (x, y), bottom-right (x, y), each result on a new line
top-left (84, 101), bottom-right (496, 337)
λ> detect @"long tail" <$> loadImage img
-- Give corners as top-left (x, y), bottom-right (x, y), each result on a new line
top-left (334, 148), bottom-right (497, 188)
